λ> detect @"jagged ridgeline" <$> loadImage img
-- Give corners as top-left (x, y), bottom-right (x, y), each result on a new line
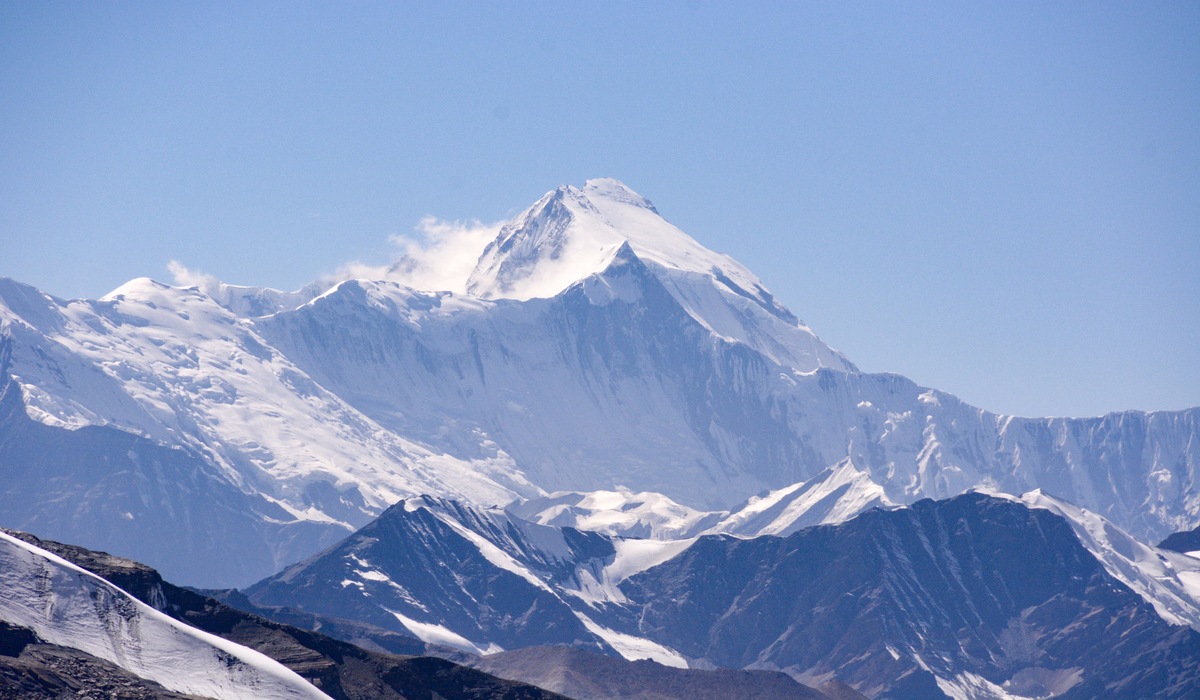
top-left (242, 493), bottom-right (1200, 698)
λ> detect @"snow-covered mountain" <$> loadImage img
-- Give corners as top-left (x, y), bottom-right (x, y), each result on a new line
top-left (608, 493), bottom-right (1200, 700)
top-left (461, 179), bottom-right (853, 374)
top-left (1008, 490), bottom-right (1200, 631)
top-left (509, 488), bottom-right (723, 540)
top-left (1, 178), bottom-right (1198, 588)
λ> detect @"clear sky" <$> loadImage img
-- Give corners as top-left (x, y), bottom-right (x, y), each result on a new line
top-left (2, 2), bottom-right (1197, 418)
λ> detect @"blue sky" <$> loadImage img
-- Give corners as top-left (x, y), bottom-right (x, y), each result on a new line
top-left (2, 1), bottom-right (1197, 418)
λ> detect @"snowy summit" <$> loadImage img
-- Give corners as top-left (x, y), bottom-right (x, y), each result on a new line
top-left (466, 179), bottom-right (766, 304)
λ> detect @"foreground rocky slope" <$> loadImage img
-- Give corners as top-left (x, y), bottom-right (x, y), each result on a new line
top-left (0, 529), bottom-right (567, 700)
top-left (0, 529), bottom-right (327, 700)
top-left (0, 620), bottom-right (204, 700)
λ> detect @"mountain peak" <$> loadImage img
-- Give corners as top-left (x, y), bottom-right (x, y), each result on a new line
top-left (580, 178), bottom-right (658, 213)
top-left (459, 179), bottom-right (853, 372)
top-left (466, 178), bottom-right (759, 303)
top-left (100, 277), bottom-right (172, 302)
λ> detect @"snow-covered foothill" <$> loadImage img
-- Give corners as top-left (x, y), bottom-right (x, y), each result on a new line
top-left (0, 530), bottom-right (329, 700)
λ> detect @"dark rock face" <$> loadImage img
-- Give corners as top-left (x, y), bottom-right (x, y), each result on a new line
top-left (469, 645), bottom-right (846, 700)
top-left (1158, 525), bottom-right (1200, 554)
top-left (198, 589), bottom-right (432, 658)
top-left (237, 491), bottom-right (1200, 698)
top-left (606, 494), bottom-right (1200, 699)
top-left (246, 498), bottom-right (613, 655)
top-left (0, 529), bottom-right (568, 700)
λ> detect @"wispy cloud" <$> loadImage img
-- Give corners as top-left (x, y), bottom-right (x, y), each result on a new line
top-left (167, 260), bottom-right (222, 296)
top-left (167, 216), bottom-right (501, 297)
top-left (333, 216), bottom-right (500, 294)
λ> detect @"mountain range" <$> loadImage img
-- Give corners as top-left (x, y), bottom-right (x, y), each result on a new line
top-left (2, 178), bottom-right (1198, 698)
top-left (236, 491), bottom-right (1200, 699)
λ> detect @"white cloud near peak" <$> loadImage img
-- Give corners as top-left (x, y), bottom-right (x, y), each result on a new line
top-left (333, 216), bottom-right (499, 294)
top-left (166, 216), bottom-right (501, 298)
top-left (167, 260), bottom-right (222, 296)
